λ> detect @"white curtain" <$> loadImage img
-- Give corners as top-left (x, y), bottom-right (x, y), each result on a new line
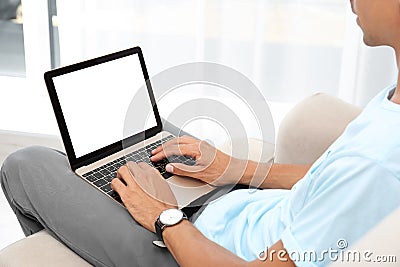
top-left (57, 0), bottom-right (398, 107)
top-left (47, 0), bottom-right (397, 142)
top-left (56, 0), bottom-right (352, 100)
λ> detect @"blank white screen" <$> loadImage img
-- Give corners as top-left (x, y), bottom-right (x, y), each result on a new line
top-left (53, 53), bottom-right (157, 158)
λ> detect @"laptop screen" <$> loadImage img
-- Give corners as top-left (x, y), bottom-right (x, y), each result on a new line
top-left (52, 52), bottom-right (158, 159)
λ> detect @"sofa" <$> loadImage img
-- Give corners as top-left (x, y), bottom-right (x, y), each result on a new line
top-left (0, 93), bottom-right (398, 266)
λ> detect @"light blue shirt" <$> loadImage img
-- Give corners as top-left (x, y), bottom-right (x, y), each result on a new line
top-left (194, 86), bottom-right (400, 266)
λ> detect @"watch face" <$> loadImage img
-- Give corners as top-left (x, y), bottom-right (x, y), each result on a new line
top-left (159, 209), bottom-right (184, 226)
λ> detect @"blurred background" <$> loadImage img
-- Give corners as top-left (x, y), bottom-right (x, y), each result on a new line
top-left (0, 0), bottom-right (397, 136)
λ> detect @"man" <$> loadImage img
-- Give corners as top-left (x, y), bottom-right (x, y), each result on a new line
top-left (1, 0), bottom-right (400, 266)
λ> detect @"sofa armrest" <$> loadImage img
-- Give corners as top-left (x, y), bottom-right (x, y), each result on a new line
top-left (0, 230), bottom-right (90, 267)
top-left (275, 93), bottom-right (362, 164)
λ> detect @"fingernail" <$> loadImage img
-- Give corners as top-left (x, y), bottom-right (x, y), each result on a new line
top-left (151, 149), bottom-right (155, 154)
top-left (166, 164), bottom-right (173, 173)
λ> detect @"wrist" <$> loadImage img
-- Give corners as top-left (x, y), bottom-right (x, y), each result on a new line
top-left (237, 159), bottom-right (256, 185)
top-left (162, 219), bottom-right (191, 241)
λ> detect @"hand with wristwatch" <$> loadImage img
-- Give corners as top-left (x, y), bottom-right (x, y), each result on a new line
top-left (153, 208), bottom-right (188, 248)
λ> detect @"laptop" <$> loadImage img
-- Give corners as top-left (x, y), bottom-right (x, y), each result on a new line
top-left (44, 46), bottom-right (215, 208)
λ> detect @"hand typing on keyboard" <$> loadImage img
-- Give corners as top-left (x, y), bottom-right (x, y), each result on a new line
top-left (150, 135), bottom-right (247, 186)
top-left (122, 135), bottom-right (196, 180)
top-left (82, 135), bottom-right (199, 205)
top-left (111, 162), bottom-right (177, 233)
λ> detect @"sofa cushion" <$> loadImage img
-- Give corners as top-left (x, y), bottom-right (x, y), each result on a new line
top-left (275, 93), bottom-right (362, 164)
top-left (0, 230), bottom-right (90, 267)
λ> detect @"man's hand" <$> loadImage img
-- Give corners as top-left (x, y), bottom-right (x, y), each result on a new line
top-left (150, 135), bottom-right (247, 186)
top-left (111, 162), bottom-right (177, 233)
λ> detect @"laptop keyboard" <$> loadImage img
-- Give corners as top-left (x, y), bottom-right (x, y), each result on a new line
top-left (82, 135), bottom-right (196, 203)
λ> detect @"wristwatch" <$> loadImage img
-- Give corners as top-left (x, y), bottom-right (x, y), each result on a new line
top-left (155, 209), bottom-right (188, 244)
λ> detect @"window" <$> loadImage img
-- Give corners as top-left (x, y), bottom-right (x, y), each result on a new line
top-left (0, 0), bottom-right (25, 77)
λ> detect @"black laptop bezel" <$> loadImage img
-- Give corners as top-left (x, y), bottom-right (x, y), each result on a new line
top-left (44, 46), bottom-right (163, 171)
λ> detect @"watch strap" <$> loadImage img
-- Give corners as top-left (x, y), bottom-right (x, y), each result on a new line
top-left (155, 217), bottom-right (164, 242)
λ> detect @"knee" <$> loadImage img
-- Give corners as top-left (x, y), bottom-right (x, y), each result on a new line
top-left (3, 146), bottom-right (50, 168)
top-left (1, 146), bottom-right (61, 184)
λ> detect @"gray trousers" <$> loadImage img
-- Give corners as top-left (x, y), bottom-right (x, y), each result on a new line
top-left (0, 121), bottom-right (207, 267)
top-left (1, 146), bottom-right (181, 267)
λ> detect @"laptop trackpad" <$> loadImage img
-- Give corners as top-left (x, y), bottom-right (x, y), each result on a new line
top-left (167, 175), bottom-right (215, 208)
